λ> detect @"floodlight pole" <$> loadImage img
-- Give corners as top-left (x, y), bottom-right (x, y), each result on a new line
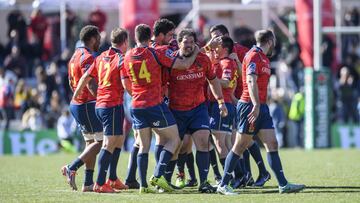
top-left (60, 0), bottom-right (67, 52)
top-left (313, 0), bottom-right (322, 71)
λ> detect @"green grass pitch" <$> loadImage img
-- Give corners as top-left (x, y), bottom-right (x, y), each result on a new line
top-left (1, 149), bottom-right (359, 202)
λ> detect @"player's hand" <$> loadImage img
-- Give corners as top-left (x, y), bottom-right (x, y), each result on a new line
top-left (193, 45), bottom-right (200, 55)
top-left (248, 104), bottom-right (260, 124)
top-left (208, 36), bottom-right (222, 49)
top-left (219, 103), bottom-right (228, 117)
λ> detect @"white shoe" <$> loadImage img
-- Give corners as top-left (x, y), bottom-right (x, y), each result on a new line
top-left (216, 185), bottom-right (238, 195)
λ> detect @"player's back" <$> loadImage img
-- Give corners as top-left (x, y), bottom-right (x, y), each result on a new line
top-left (124, 47), bottom-right (163, 108)
top-left (92, 47), bottom-right (124, 108)
top-left (240, 46), bottom-right (271, 104)
top-left (68, 47), bottom-right (96, 104)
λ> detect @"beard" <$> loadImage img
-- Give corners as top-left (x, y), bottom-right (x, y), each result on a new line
top-left (182, 46), bottom-right (194, 57)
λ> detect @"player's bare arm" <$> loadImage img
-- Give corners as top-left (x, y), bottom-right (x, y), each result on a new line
top-left (72, 71), bottom-right (93, 99)
top-left (172, 45), bottom-right (200, 70)
top-left (87, 78), bottom-right (97, 97)
top-left (208, 77), bottom-right (228, 117)
top-left (218, 78), bottom-right (230, 88)
top-left (247, 74), bottom-right (260, 124)
top-left (121, 77), bottom-right (132, 95)
top-left (230, 82), bottom-right (238, 104)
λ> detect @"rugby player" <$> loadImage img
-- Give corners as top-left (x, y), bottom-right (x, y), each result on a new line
top-left (61, 25), bottom-right (103, 192)
top-left (216, 29), bottom-right (305, 195)
top-left (73, 27), bottom-right (129, 193)
top-left (168, 28), bottom-right (227, 193)
top-left (122, 24), bottom-right (200, 193)
top-left (209, 24), bottom-right (271, 187)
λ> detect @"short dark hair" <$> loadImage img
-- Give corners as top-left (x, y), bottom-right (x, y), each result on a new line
top-left (209, 24), bottom-right (229, 35)
top-left (254, 29), bottom-right (275, 45)
top-left (220, 36), bottom-right (234, 55)
top-left (153, 18), bottom-right (175, 37)
top-left (111, 28), bottom-right (128, 45)
top-left (79, 25), bottom-right (99, 43)
top-left (135, 24), bottom-right (151, 43)
top-left (177, 28), bottom-right (197, 43)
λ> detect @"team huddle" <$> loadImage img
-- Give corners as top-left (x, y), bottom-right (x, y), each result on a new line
top-left (61, 19), bottom-right (305, 195)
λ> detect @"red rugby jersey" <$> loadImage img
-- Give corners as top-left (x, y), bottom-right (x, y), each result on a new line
top-left (150, 40), bottom-right (179, 97)
top-left (233, 43), bottom-right (249, 99)
top-left (88, 47), bottom-right (125, 108)
top-left (209, 57), bottom-right (238, 103)
top-left (68, 47), bottom-right (96, 104)
top-left (240, 46), bottom-right (271, 104)
top-left (169, 52), bottom-right (216, 111)
top-left (123, 46), bottom-right (175, 108)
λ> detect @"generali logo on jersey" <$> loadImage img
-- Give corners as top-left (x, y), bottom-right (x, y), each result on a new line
top-left (262, 66), bottom-right (271, 75)
top-left (176, 72), bottom-right (204, 80)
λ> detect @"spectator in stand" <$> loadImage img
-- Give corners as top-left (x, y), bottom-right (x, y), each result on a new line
top-left (35, 65), bottom-right (57, 112)
top-left (0, 70), bottom-right (17, 130)
top-left (4, 46), bottom-right (28, 78)
top-left (57, 107), bottom-right (77, 153)
top-left (22, 88), bottom-right (41, 115)
top-left (21, 107), bottom-right (43, 131)
top-left (7, 9), bottom-right (27, 45)
top-left (14, 79), bottom-right (30, 119)
top-left (88, 8), bottom-right (107, 32)
top-left (29, 8), bottom-right (48, 51)
top-left (45, 90), bottom-right (62, 128)
top-left (336, 66), bottom-right (359, 123)
top-left (342, 8), bottom-right (360, 60)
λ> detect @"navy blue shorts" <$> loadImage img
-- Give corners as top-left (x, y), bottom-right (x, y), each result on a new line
top-left (236, 102), bottom-right (274, 135)
top-left (209, 102), bottom-right (236, 132)
top-left (95, 105), bottom-right (124, 136)
top-left (131, 102), bottom-right (176, 129)
top-left (171, 103), bottom-right (210, 140)
top-left (69, 102), bottom-right (102, 135)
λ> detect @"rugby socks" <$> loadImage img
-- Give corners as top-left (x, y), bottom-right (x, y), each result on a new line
top-left (154, 145), bottom-right (164, 164)
top-left (155, 149), bottom-right (173, 178)
top-left (239, 157), bottom-right (247, 174)
top-left (234, 160), bottom-right (244, 178)
top-left (186, 152), bottom-right (197, 181)
top-left (164, 160), bottom-right (177, 182)
top-left (96, 149), bottom-right (112, 186)
top-left (243, 150), bottom-right (252, 175)
top-left (177, 153), bottom-right (187, 174)
top-left (69, 158), bottom-right (84, 171)
top-left (220, 151), bottom-right (240, 187)
top-left (219, 158), bottom-right (226, 169)
top-left (137, 153), bottom-right (149, 187)
top-left (209, 149), bottom-right (221, 179)
top-left (109, 148), bottom-right (121, 181)
top-left (125, 146), bottom-right (139, 182)
top-left (84, 169), bottom-right (94, 186)
top-left (196, 151), bottom-right (210, 184)
top-left (248, 142), bottom-right (267, 175)
top-left (267, 151), bottom-right (288, 187)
